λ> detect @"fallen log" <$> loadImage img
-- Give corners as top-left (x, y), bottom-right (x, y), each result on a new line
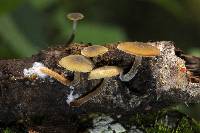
top-left (0, 41), bottom-right (199, 128)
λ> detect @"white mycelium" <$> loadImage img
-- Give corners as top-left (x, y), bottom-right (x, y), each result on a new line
top-left (23, 62), bottom-right (47, 79)
top-left (66, 86), bottom-right (80, 105)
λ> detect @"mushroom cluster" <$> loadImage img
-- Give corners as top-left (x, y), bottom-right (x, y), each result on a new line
top-left (36, 42), bottom-right (160, 107)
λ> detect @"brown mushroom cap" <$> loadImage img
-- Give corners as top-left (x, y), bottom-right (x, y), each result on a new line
top-left (117, 42), bottom-right (160, 57)
top-left (59, 55), bottom-right (94, 72)
top-left (67, 13), bottom-right (84, 21)
top-left (81, 45), bottom-right (108, 57)
top-left (88, 66), bottom-right (122, 80)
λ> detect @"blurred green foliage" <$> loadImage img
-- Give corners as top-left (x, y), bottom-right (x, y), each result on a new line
top-left (2, 128), bottom-right (12, 133)
top-left (0, 0), bottom-right (25, 15)
top-left (0, 0), bottom-right (126, 58)
top-left (0, 0), bottom-right (199, 58)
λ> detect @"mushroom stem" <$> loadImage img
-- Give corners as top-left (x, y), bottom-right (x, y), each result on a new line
top-left (66, 21), bottom-right (77, 45)
top-left (70, 78), bottom-right (104, 107)
top-left (40, 67), bottom-right (70, 85)
top-left (119, 56), bottom-right (142, 81)
top-left (72, 20), bottom-right (77, 33)
top-left (66, 32), bottom-right (75, 45)
top-left (72, 72), bottom-right (81, 85)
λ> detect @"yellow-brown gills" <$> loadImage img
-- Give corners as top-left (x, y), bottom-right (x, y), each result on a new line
top-left (59, 55), bottom-right (94, 72)
top-left (88, 66), bottom-right (122, 80)
top-left (117, 42), bottom-right (160, 57)
top-left (67, 13), bottom-right (84, 21)
top-left (81, 45), bottom-right (108, 57)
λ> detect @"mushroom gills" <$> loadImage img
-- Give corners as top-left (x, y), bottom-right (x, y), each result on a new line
top-left (119, 56), bottom-right (142, 81)
top-left (70, 79), bottom-right (104, 107)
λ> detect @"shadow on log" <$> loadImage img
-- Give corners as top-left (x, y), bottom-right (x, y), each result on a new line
top-left (0, 41), bottom-right (200, 132)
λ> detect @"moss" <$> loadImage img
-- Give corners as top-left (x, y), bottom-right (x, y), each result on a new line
top-left (2, 128), bottom-right (13, 133)
top-left (145, 117), bottom-right (200, 133)
top-left (175, 117), bottom-right (200, 133)
top-left (128, 111), bottom-right (159, 127)
top-left (125, 109), bottom-right (200, 133)
top-left (145, 123), bottom-right (172, 133)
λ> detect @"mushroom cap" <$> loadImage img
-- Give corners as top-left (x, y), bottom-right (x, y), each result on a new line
top-left (88, 66), bottom-right (122, 80)
top-left (81, 45), bottom-right (108, 57)
top-left (67, 13), bottom-right (84, 21)
top-left (59, 55), bottom-right (94, 72)
top-left (117, 42), bottom-right (160, 57)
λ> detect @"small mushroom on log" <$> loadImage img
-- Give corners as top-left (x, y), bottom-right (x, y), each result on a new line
top-left (58, 55), bottom-right (94, 85)
top-left (66, 13), bottom-right (84, 44)
top-left (81, 45), bottom-right (108, 57)
top-left (40, 67), bottom-right (70, 85)
top-left (117, 42), bottom-right (160, 81)
top-left (70, 66), bottom-right (122, 107)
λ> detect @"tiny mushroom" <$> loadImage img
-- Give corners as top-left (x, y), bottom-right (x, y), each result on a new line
top-left (70, 66), bottom-right (122, 107)
top-left (40, 67), bottom-right (71, 85)
top-left (66, 13), bottom-right (84, 44)
top-left (117, 42), bottom-right (160, 81)
top-left (23, 62), bottom-right (70, 85)
top-left (81, 45), bottom-right (108, 57)
top-left (58, 55), bottom-right (94, 84)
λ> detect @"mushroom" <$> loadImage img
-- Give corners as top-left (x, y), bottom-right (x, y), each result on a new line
top-left (117, 42), bottom-right (160, 81)
top-left (23, 62), bottom-right (70, 85)
top-left (40, 67), bottom-right (71, 85)
top-left (81, 45), bottom-right (108, 57)
top-left (66, 13), bottom-right (84, 44)
top-left (58, 55), bottom-right (94, 84)
top-left (70, 66), bottom-right (122, 107)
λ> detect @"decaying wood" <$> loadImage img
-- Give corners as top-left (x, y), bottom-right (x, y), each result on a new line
top-left (0, 41), bottom-right (199, 126)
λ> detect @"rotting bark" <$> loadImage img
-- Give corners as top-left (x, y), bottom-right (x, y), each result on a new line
top-left (0, 42), bottom-right (200, 129)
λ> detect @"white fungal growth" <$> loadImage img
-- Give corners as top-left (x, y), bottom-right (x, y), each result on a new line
top-left (66, 87), bottom-right (80, 105)
top-left (23, 62), bottom-right (47, 79)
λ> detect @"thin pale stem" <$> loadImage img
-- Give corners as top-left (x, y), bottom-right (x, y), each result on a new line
top-left (72, 20), bottom-right (77, 33)
top-left (66, 20), bottom-right (77, 45)
top-left (70, 78), bottom-right (104, 107)
top-left (40, 67), bottom-right (70, 85)
top-left (119, 56), bottom-right (142, 81)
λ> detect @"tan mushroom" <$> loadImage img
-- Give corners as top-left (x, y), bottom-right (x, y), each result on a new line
top-left (88, 66), bottom-right (121, 80)
top-left (40, 67), bottom-right (70, 85)
top-left (67, 13), bottom-right (84, 21)
top-left (66, 13), bottom-right (84, 44)
top-left (117, 42), bottom-right (160, 81)
top-left (58, 55), bottom-right (94, 84)
top-left (81, 45), bottom-right (108, 57)
top-left (70, 66), bottom-right (122, 107)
